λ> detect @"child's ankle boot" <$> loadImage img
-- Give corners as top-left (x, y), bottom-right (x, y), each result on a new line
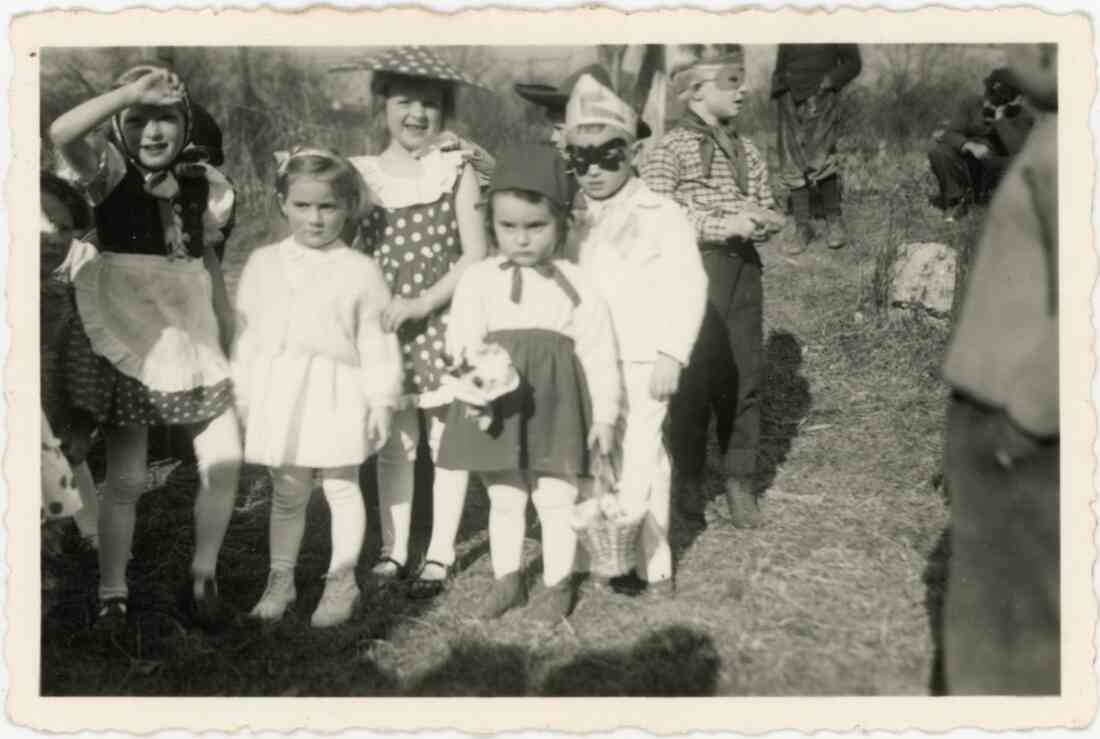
top-left (527, 578), bottom-right (575, 627)
top-left (250, 568), bottom-right (297, 622)
top-left (477, 571), bottom-right (528, 620)
top-left (311, 568), bottom-right (360, 628)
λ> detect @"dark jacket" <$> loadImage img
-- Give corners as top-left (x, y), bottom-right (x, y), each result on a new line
top-left (770, 44), bottom-right (862, 103)
top-left (940, 95), bottom-right (1036, 158)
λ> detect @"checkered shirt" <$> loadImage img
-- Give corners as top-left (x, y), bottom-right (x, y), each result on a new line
top-left (640, 126), bottom-right (777, 246)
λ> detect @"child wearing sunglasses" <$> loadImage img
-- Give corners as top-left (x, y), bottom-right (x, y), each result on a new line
top-left (565, 74), bottom-right (707, 596)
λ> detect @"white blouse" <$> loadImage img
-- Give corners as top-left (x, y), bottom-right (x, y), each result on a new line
top-left (447, 255), bottom-right (622, 426)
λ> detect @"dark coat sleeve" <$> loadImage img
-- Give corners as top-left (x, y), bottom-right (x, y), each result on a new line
top-left (941, 96), bottom-right (988, 151)
top-left (824, 44), bottom-right (863, 91)
top-left (770, 45), bottom-right (789, 98)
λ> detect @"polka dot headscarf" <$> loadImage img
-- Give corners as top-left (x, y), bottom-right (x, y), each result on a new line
top-left (109, 64), bottom-right (193, 170)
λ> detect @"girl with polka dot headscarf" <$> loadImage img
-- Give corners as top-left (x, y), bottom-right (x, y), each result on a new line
top-left (347, 47), bottom-right (489, 598)
top-left (49, 64), bottom-right (241, 633)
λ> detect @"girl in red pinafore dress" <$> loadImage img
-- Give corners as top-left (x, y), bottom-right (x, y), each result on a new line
top-left (349, 47), bottom-right (488, 598)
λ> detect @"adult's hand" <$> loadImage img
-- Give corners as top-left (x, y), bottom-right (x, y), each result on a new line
top-left (962, 141), bottom-right (992, 160)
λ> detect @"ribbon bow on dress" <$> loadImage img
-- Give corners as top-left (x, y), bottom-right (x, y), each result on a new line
top-left (499, 259), bottom-right (581, 307)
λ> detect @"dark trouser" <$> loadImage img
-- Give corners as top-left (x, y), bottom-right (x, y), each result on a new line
top-left (943, 394), bottom-right (1060, 694)
top-left (928, 142), bottom-right (1010, 205)
top-left (790, 175), bottom-right (843, 223)
top-left (669, 246), bottom-right (762, 492)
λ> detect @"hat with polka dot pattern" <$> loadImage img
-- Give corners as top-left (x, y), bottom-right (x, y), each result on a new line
top-left (332, 46), bottom-right (487, 90)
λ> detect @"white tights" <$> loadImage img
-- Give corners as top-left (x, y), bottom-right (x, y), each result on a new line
top-left (484, 471), bottom-right (578, 588)
top-left (376, 407), bottom-right (468, 567)
top-left (97, 411), bottom-right (242, 601)
top-left (268, 465), bottom-right (364, 574)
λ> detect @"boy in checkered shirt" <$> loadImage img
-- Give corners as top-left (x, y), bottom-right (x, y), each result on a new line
top-left (641, 44), bottom-right (784, 530)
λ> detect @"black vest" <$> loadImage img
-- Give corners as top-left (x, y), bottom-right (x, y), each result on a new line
top-left (94, 160), bottom-right (210, 258)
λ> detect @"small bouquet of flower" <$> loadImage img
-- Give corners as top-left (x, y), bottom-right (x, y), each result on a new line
top-left (439, 343), bottom-right (520, 431)
top-left (571, 453), bottom-right (646, 577)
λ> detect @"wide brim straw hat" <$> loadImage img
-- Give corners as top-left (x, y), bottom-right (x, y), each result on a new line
top-left (514, 63), bottom-right (651, 139)
top-left (330, 46), bottom-right (489, 91)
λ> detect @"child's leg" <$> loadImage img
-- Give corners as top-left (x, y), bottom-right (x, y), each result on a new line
top-left (619, 363), bottom-right (672, 584)
top-left (531, 474), bottom-right (579, 587)
top-left (268, 466), bottom-right (313, 571)
top-left (72, 461), bottom-right (99, 546)
top-left (483, 471), bottom-right (530, 578)
top-left (422, 411), bottom-right (470, 574)
top-left (97, 425), bottom-right (149, 602)
top-left (187, 409), bottom-right (242, 584)
top-left (319, 465), bottom-right (366, 574)
top-left (375, 406), bottom-right (419, 567)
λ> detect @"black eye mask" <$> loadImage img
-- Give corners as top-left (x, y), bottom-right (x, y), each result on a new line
top-left (566, 139), bottom-right (628, 176)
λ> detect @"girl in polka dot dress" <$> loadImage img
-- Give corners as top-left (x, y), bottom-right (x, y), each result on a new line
top-left (49, 65), bottom-right (241, 632)
top-left (349, 47), bottom-right (488, 597)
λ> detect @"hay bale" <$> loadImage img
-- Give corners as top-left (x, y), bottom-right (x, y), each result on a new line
top-left (891, 241), bottom-right (957, 315)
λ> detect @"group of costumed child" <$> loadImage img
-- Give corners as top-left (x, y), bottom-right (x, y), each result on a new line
top-left (42, 44), bottom-right (784, 631)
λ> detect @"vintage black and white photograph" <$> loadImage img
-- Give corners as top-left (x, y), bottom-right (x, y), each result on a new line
top-left (8, 4), bottom-right (1095, 733)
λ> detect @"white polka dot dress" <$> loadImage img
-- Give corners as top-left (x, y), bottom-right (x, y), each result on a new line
top-left (354, 154), bottom-right (464, 405)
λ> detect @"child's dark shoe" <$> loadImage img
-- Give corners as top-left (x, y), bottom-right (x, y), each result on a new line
top-left (367, 556), bottom-right (406, 588)
top-left (526, 579), bottom-right (575, 627)
top-left (407, 559), bottom-right (454, 601)
top-left (476, 572), bottom-right (527, 620)
top-left (179, 575), bottom-right (233, 631)
top-left (93, 596), bottom-right (129, 635)
top-left (609, 570), bottom-right (647, 596)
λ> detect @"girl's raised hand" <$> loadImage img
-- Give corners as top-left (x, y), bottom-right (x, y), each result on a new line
top-left (128, 69), bottom-right (185, 107)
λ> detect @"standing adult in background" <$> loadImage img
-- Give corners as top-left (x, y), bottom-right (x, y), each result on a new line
top-left (940, 45), bottom-right (1058, 694)
top-left (770, 44), bottom-right (862, 252)
top-left (928, 67), bottom-right (1035, 222)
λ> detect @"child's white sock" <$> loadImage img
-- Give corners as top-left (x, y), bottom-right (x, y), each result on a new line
top-left (532, 475), bottom-right (579, 587)
top-left (422, 466), bottom-right (470, 568)
top-left (486, 472), bottom-right (528, 578)
top-left (320, 466), bottom-right (366, 573)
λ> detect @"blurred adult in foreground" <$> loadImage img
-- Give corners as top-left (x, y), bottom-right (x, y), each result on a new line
top-left (770, 44), bottom-right (862, 251)
top-left (941, 44), bottom-right (1058, 694)
top-left (928, 67), bottom-right (1036, 222)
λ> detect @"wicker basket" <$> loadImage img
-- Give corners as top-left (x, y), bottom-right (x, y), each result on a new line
top-left (574, 506), bottom-right (645, 578)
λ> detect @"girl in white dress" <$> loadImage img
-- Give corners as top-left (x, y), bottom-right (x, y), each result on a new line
top-left (234, 148), bottom-right (401, 628)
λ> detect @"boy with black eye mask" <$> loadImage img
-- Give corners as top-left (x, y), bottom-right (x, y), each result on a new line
top-left (566, 73), bottom-right (707, 595)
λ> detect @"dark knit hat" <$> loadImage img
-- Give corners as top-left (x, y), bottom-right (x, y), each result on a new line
top-left (984, 67), bottom-right (1021, 104)
top-left (486, 144), bottom-right (574, 209)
